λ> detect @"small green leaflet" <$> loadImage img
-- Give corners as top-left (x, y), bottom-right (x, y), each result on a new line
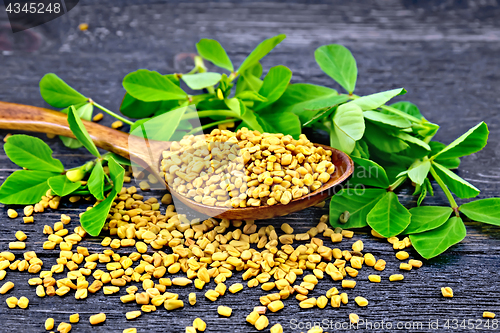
top-left (196, 39), bottom-right (234, 72)
top-left (47, 175), bottom-right (81, 197)
top-left (181, 73), bottom-right (222, 90)
top-left (67, 106), bottom-right (101, 157)
top-left (120, 93), bottom-right (163, 119)
top-left (123, 70), bottom-right (187, 102)
top-left (259, 111), bottom-right (301, 139)
top-left (0, 170), bottom-right (58, 204)
top-left (105, 153), bottom-right (131, 166)
top-left (237, 34), bottom-right (286, 74)
top-left (366, 191), bottom-right (412, 238)
top-left (460, 198), bottom-right (500, 226)
top-left (417, 178), bottom-right (434, 206)
top-left (39, 73), bottom-right (87, 108)
top-left (239, 105), bottom-right (264, 133)
top-left (407, 159), bottom-right (431, 186)
top-left (254, 65), bottom-right (292, 111)
top-left (363, 111), bottom-right (411, 129)
top-left (329, 102), bottom-right (365, 154)
top-left (431, 162), bottom-right (480, 199)
top-left (396, 132), bottom-right (431, 151)
top-left (224, 98), bottom-right (242, 117)
top-left (59, 103), bottom-right (94, 149)
top-left (236, 91), bottom-right (267, 102)
top-left (432, 122), bottom-right (488, 160)
top-left (87, 160), bottom-right (105, 200)
top-left (364, 122), bottom-right (409, 153)
top-left (349, 157), bottom-right (390, 188)
top-left (314, 44), bottom-right (357, 93)
top-left (107, 155), bottom-right (125, 191)
top-left (390, 101), bottom-right (423, 119)
top-left (410, 216), bottom-right (466, 259)
top-left (329, 188), bottom-right (386, 229)
top-left (429, 141), bottom-right (460, 169)
top-left (130, 105), bottom-right (188, 142)
top-left (80, 188), bottom-right (117, 236)
top-left (4, 135), bottom-right (64, 172)
top-left (402, 206), bottom-right (453, 234)
top-left (352, 88), bottom-right (406, 111)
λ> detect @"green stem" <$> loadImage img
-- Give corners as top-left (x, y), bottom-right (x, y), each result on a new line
top-left (186, 118), bottom-right (238, 135)
top-left (183, 110), bottom-right (238, 120)
top-left (91, 101), bottom-right (134, 126)
top-left (429, 165), bottom-right (459, 214)
top-left (388, 175), bottom-right (407, 192)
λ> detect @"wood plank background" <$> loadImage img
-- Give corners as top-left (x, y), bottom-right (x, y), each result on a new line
top-left (0, 1), bottom-right (499, 332)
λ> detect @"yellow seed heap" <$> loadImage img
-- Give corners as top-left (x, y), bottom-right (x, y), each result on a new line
top-left (160, 128), bottom-right (335, 208)
top-left (1, 178), bottom-right (435, 331)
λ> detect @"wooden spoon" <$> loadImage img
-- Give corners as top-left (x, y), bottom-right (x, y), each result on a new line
top-left (0, 101), bottom-right (354, 220)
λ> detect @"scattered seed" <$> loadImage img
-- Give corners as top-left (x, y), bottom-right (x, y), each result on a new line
top-left (349, 313), bottom-right (359, 324)
top-left (6, 296), bottom-right (18, 308)
top-left (69, 313), bottom-right (80, 323)
top-left (45, 318), bottom-right (55, 330)
top-left (441, 287), bottom-right (453, 298)
top-left (7, 209), bottom-right (18, 218)
top-left (483, 312), bottom-right (496, 319)
top-left (389, 274), bottom-right (404, 282)
top-left (111, 121), bottom-right (123, 129)
top-left (0, 281), bottom-right (14, 294)
top-left (92, 113), bottom-right (103, 122)
top-left (218, 305), bottom-right (232, 317)
top-left (89, 313), bottom-right (106, 325)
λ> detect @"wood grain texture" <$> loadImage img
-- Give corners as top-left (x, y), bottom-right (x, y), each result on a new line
top-left (1, 1), bottom-right (500, 332)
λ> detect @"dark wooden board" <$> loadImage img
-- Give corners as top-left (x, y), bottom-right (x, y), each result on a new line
top-left (1, 1), bottom-right (500, 332)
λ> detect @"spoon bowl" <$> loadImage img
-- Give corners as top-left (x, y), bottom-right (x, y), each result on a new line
top-left (0, 101), bottom-right (354, 220)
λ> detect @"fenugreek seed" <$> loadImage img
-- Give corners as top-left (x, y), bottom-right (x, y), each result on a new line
top-left (389, 274), bottom-right (404, 282)
top-left (317, 295), bottom-right (328, 309)
top-left (441, 287), bottom-right (453, 298)
top-left (89, 313), bottom-right (106, 325)
top-left (368, 274), bottom-right (381, 283)
top-left (92, 113), bottom-right (103, 122)
top-left (9, 242), bottom-right (26, 250)
top-left (165, 299), bottom-right (184, 310)
top-left (0, 270), bottom-right (6, 281)
top-left (45, 318), bottom-right (55, 330)
top-left (483, 312), bottom-right (496, 319)
top-left (126, 311), bottom-right (142, 320)
top-left (193, 318), bottom-right (206, 331)
top-left (364, 253), bottom-right (376, 266)
top-left (6, 296), bottom-right (17, 308)
top-left (189, 292), bottom-right (196, 305)
top-left (69, 313), bottom-right (80, 323)
top-left (7, 209), bottom-right (18, 218)
top-left (395, 251), bottom-right (409, 260)
top-left (111, 120), bottom-right (123, 129)
top-left (254, 315), bottom-right (269, 331)
top-left (57, 322), bottom-right (72, 333)
top-left (352, 240), bottom-right (363, 252)
top-left (299, 298), bottom-right (317, 309)
top-left (228, 283), bottom-right (243, 294)
top-left (339, 211), bottom-right (350, 224)
top-left (270, 323), bottom-right (284, 333)
top-left (409, 259), bottom-right (423, 268)
top-left (218, 305), bottom-right (232, 317)
top-left (355, 296), bottom-right (368, 307)
top-left (281, 223), bottom-right (294, 234)
top-left (400, 263), bottom-right (412, 271)
top-left (268, 300), bottom-right (284, 312)
top-left (23, 216), bottom-right (34, 223)
top-left (349, 313), bottom-right (359, 324)
top-left (123, 329), bottom-right (137, 333)
top-left (172, 277), bottom-right (192, 286)
top-left (0, 281), bottom-right (14, 294)
top-left (331, 295), bottom-right (341, 308)
top-left (246, 311), bottom-right (260, 325)
top-left (36, 285), bottom-right (46, 297)
top-left (340, 293), bottom-right (348, 304)
top-left (342, 280), bottom-right (356, 289)
top-left (374, 259), bottom-right (386, 271)
top-left (17, 296), bottom-right (29, 309)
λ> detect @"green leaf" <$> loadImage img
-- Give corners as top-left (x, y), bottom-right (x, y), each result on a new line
top-left (350, 157), bottom-right (390, 188)
top-left (367, 191), bottom-right (412, 238)
top-left (329, 103), bottom-right (365, 154)
top-left (432, 162), bottom-right (480, 199)
top-left (329, 188), bottom-right (386, 229)
top-left (80, 188), bottom-right (117, 236)
top-left (352, 88), bottom-right (406, 111)
top-left (107, 155), bottom-right (125, 192)
top-left (272, 83), bottom-right (347, 124)
top-left (239, 104), bottom-right (264, 133)
top-left (0, 170), bottom-right (58, 204)
top-left (236, 91), bottom-right (267, 102)
top-left (47, 175), bottom-right (81, 197)
top-left (302, 106), bottom-right (336, 128)
top-left (390, 101), bottom-right (423, 119)
top-left (123, 70), bottom-right (187, 102)
top-left (403, 206), bottom-right (453, 234)
top-left (254, 65), bottom-right (292, 111)
top-left (39, 73), bottom-right (87, 108)
top-left (351, 140), bottom-right (370, 159)
top-left (4, 135), bottom-right (64, 172)
top-left (363, 111), bottom-right (411, 129)
top-left (67, 105), bottom-right (100, 157)
top-left (259, 111), bottom-right (301, 139)
top-left (196, 39), bottom-right (234, 72)
top-left (417, 186), bottom-right (427, 206)
top-left (237, 34), bottom-right (286, 73)
top-left (314, 44), bottom-right (357, 93)
top-left (129, 105), bottom-right (188, 142)
top-left (120, 93), bottom-right (162, 119)
top-left (460, 198), bottom-right (500, 226)
top-left (105, 153), bottom-right (131, 166)
top-left (87, 160), bottom-right (105, 200)
top-left (181, 72), bottom-right (222, 90)
top-left (364, 122), bottom-right (409, 153)
top-left (410, 216), bottom-right (466, 259)
top-left (432, 122), bottom-right (489, 160)
top-left (429, 141), bottom-right (460, 169)
top-left (407, 160), bottom-right (431, 186)
top-left (224, 98), bottom-right (242, 117)
top-left (59, 103), bottom-right (94, 149)
top-left (396, 132), bottom-right (431, 151)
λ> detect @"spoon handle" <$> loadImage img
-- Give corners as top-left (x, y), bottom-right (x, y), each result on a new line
top-left (0, 101), bottom-right (131, 159)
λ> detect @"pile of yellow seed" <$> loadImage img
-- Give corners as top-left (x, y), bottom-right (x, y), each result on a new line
top-left (160, 128), bottom-right (335, 208)
top-left (1, 179), bottom-right (495, 332)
